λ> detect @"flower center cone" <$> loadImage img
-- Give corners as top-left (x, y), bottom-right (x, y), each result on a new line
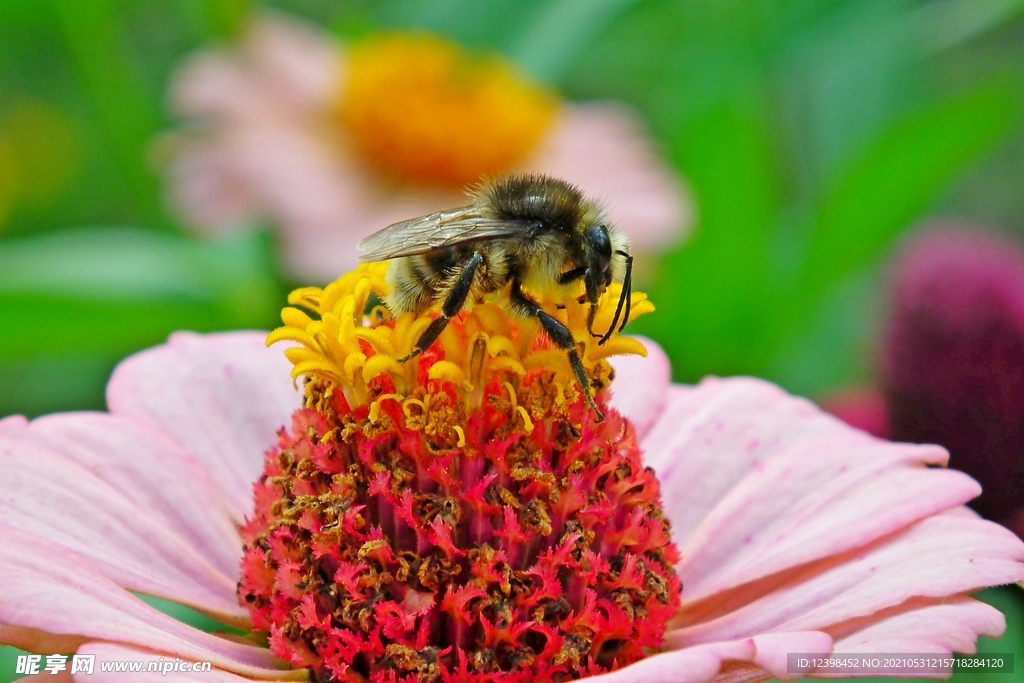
top-left (241, 264), bottom-right (681, 682)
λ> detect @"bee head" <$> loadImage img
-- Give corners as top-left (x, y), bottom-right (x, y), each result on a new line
top-left (583, 222), bottom-right (614, 288)
top-left (583, 221), bottom-right (633, 346)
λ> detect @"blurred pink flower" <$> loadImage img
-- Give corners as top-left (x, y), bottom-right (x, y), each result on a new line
top-left (161, 15), bottom-right (691, 282)
top-left (0, 332), bottom-right (1020, 681)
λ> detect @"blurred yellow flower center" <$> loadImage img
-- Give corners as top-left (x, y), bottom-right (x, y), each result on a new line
top-left (339, 34), bottom-right (560, 188)
top-left (268, 263), bottom-right (652, 422)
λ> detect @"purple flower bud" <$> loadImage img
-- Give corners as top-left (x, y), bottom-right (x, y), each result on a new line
top-left (883, 227), bottom-right (1024, 537)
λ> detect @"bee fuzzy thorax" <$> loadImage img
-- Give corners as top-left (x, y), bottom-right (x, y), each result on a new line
top-left (255, 263), bottom-right (679, 682)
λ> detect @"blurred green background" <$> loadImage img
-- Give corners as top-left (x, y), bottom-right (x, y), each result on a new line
top-left (1, 0), bottom-right (1023, 681)
top-left (4, 0), bottom-right (1024, 413)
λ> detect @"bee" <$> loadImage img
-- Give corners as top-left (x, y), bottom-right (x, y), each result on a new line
top-left (357, 173), bottom-right (633, 420)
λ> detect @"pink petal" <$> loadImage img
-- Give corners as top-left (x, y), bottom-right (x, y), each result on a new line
top-left (74, 642), bottom-right (297, 682)
top-left (669, 512), bottom-right (1023, 644)
top-left (642, 378), bottom-right (876, 544)
top-left (748, 631), bottom-right (834, 681)
top-left (0, 529), bottom-right (286, 678)
top-left (831, 597), bottom-right (1006, 655)
top-left (582, 638), bottom-right (757, 683)
top-left (607, 336), bottom-right (671, 439)
top-left (106, 332), bottom-right (300, 520)
top-left (0, 414), bottom-right (28, 434)
top-left (171, 14), bottom-right (339, 122)
top-left (244, 14), bottom-right (342, 111)
top-left (162, 135), bottom-right (260, 232)
top-left (642, 377), bottom-right (982, 602)
top-left (525, 103), bottom-right (693, 250)
top-left (171, 49), bottom-right (281, 122)
top-left (13, 412), bottom-right (242, 578)
top-left (582, 631), bottom-right (831, 683)
top-left (0, 436), bottom-right (243, 623)
top-left (677, 436), bottom-right (977, 602)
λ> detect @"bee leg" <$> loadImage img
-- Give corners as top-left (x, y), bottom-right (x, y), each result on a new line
top-left (586, 302), bottom-right (600, 339)
top-left (557, 266), bottom-right (587, 285)
top-left (509, 280), bottom-right (604, 421)
top-left (398, 252), bottom-right (484, 363)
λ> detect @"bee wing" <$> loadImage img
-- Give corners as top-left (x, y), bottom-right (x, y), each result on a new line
top-left (357, 206), bottom-right (528, 262)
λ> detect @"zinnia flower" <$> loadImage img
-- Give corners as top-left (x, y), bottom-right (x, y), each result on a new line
top-left (1, 263), bottom-right (1022, 682)
top-left (161, 15), bottom-right (690, 281)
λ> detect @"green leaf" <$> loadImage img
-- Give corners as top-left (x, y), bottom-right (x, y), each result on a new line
top-left (507, 0), bottom-right (642, 86)
top-left (636, 95), bottom-right (780, 382)
top-left (797, 82), bottom-right (1021, 299)
top-left (0, 227), bottom-right (282, 416)
top-left (372, 0), bottom-right (542, 51)
top-left (913, 0), bottom-right (1024, 55)
top-left (49, 0), bottom-right (165, 225)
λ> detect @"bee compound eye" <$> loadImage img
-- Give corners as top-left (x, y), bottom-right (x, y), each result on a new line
top-left (586, 224), bottom-right (612, 268)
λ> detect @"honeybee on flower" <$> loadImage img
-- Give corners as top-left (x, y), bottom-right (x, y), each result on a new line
top-left (358, 173), bottom-right (634, 418)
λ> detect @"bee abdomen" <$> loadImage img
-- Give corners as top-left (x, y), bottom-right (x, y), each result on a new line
top-left (384, 257), bottom-right (438, 314)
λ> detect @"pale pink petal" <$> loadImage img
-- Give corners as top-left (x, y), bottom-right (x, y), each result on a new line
top-left (0, 529), bottom-right (286, 678)
top-left (245, 14), bottom-right (342, 111)
top-left (0, 436), bottom-right (243, 623)
top-left (831, 597), bottom-right (1005, 655)
top-left (607, 336), bottom-right (671, 439)
top-left (0, 414), bottom-right (28, 434)
top-left (14, 412), bottom-right (242, 578)
top-left (669, 513), bottom-right (1023, 644)
top-left (748, 631), bottom-right (834, 681)
top-left (677, 436), bottom-right (977, 602)
top-left (106, 331), bottom-right (300, 521)
top-left (165, 17), bottom-right (356, 252)
top-left (162, 135), bottom-right (260, 232)
top-left (525, 102), bottom-right (692, 250)
top-left (220, 123), bottom-right (354, 229)
top-left (581, 631), bottom-right (831, 683)
top-left (166, 120), bottom-right (357, 238)
top-left (75, 642), bottom-right (295, 682)
top-left (171, 14), bottom-right (340, 123)
top-left (171, 49), bottom-right (282, 122)
top-left (642, 378), bottom-right (879, 544)
top-left (582, 638), bottom-right (757, 683)
top-left (650, 378), bottom-right (996, 603)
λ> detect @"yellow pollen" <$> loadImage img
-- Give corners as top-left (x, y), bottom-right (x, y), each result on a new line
top-left (268, 262), bottom-right (654, 418)
top-left (339, 33), bottom-right (560, 188)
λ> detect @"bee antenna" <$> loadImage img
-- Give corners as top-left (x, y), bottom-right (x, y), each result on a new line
top-left (618, 252), bottom-right (633, 334)
top-left (598, 251), bottom-right (633, 346)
